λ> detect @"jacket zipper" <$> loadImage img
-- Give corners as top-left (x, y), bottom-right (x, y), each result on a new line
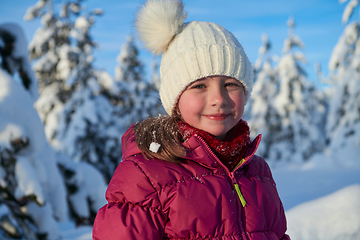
top-left (194, 135), bottom-right (248, 240)
top-left (231, 159), bottom-right (247, 207)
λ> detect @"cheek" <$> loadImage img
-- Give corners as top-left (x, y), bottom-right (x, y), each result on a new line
top-left (231, 91), bottom-right (245, 114)
top-left (178, 94), bottom-right (188, 118)
top-left (178, 93), bottom-right (203, 120)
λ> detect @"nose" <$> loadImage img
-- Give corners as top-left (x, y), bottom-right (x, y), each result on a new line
top-left (209, 85), bottom-right (228, 107)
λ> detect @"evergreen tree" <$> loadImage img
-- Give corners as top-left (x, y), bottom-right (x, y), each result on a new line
top-left (115, 36), bottom-right (144, 83)
top-left (271, 17), bottom-right (325, 163)
top-left (248, 34), bottom-right (283, 160)
top-left (326, 0), bottom-right (360, 166)
top-left (114, 36), bottom-right (165, 131)
top-left (25, 0), bottom-right (112, 225)
top-left (26, 1), bottom-right (164, 186)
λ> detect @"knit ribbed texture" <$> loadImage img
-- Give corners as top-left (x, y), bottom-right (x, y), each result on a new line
top-left (159, 21), bottom-right (253, 115)
top-left (178, 119), bottom-right (251, 170)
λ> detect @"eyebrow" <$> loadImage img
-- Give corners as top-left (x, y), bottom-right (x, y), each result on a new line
top-left (188, 79), bottom-right (205, 86)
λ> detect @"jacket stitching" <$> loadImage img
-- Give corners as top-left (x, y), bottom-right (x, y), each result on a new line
top-left (127, 159), bottom-right (167, 214)
top-left (122, 158), bottom-right (226, 191)
top-left (113, 199), bottom-right (163, 213)
top-left (169, 233), bottom-right (242, 239)
top-left (157, 171), bottom-right (227, 191)
top-left (248, 230), bottom-right (273, 233)
top-left (235, 174), bottom-right (275, 184)
top-left (128, 159), bottom-right (158, 192)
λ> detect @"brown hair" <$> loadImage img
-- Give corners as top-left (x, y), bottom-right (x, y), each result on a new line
top-left (132, 112), bottom-right (188, 162)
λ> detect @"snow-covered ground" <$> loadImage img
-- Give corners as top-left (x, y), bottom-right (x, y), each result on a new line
top-left (273, 167), bottom-right (360, 239)
top-left (60, 159), bottom-right (360, 240)
top-left (286, 184), bottom-right (360, 240)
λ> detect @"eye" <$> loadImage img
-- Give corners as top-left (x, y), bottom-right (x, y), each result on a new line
top-left (224, 82), bottom-right (240, 88)
top-left (190, 83), bottom-right (206, 89)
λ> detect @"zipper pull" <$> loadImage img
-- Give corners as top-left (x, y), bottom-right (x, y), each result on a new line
top-left (232, 158), bottom-right (245, 172)
top-left (234, 183), bottom-right (247, 207)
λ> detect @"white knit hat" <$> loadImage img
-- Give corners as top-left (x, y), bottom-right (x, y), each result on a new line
top-left (136, 0), bottom-right (253, 115)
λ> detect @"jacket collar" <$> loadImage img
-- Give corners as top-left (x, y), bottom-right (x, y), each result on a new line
top-left (121, 125), bottom-right (262, 171)
top-left (121, 124), bottom-right (141, 159)
top-left (182, 134), bottom-right (262, 171)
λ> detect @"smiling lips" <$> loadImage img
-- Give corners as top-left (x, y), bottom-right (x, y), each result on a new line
top-left (203, 113), bottom-right (231, 120)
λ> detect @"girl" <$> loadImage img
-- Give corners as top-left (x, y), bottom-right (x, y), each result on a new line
top-left (93, 0), bottom-right (290, 239)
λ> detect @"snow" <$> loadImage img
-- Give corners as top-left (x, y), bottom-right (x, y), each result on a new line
top-left (248, 17), bottom-right (326, 163)
top-left (0, 121), bottom-right (25, 149)
top-left (342, 0), bottom-right (358, 24)
top-left (74, 16), bottom-right (90, 30)
top-left (64, 161), bottom-right (107, 219)
top-left (28, 27), bottom-right (55, 58)
top-left (286, 184), bottom-right (360, 240)
top-left (149, 142), bottom-right (161, 153)
top-left (0, 23), bottom-right (39, 100)
top-left (23, 0), bottom-right (46, 21)
top-left (71, 16), bottom-right (92, 41)
top-left (59, 221), bottom-right (93, 240)
top-left (328, 22), bottom-right (358, 72)
top-left (0, 69), bottom-right (44, 156)
top-left (0, 69), bottom-right (67, 237)
top-left (27, 202), bottom-right (61, 240)
top-left (15, 156), bottom-right (45, 205)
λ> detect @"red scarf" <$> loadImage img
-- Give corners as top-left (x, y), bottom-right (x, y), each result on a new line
top-left (178, 120), bottom-right (251, 170)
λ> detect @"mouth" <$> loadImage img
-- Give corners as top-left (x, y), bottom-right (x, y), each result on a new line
top-left (203, 113), bottom-right (231, 120)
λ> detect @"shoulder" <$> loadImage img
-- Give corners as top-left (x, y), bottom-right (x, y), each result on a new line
top-left (245, 155), bottom-right (274, 183)
top-left (242, 134), bottom-right (274, 181)
top-left (106, 157), bottom-right (158, 204)
top-left (125, 154), bottom-right (205, 190)
top-left (110, 150), bottom-right (218, 202)
top-left (107, 151), bottom-right (195, 201)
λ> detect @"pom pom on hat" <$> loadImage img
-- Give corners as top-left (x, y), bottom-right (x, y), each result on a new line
top-left (135, 0), bottom-right (188, 55)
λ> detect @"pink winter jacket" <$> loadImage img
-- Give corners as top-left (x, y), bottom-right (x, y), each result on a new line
top-left (93, 126), bottom-right (290, 240)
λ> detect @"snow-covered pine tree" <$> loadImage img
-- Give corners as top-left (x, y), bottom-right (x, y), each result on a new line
top-left (114, 36), bottom-right (164, 131)
top-left (247, 34), bottom-right (283, 160)
top-left (271, 17), bottom-right (326, 163)
top-left (326, 0), bottom-right (360, 167)
top-left (25, 0), bottom-right (112, 225)
top-left (115, 36), bottom-right (143, 83)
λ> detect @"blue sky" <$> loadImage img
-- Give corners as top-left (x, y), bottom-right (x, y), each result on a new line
top-left (0, 0), bottom-right (352, 86)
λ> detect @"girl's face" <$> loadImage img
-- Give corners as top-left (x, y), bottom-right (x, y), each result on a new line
top-left (178, 76), bottom-right (245, 139)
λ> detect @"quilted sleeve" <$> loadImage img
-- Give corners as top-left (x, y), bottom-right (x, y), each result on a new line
top-left (244, 155), bottom-right (290, 240)
top-left (92, 159), bottom-right (167, 240)
top-left (260, 157), bottom-right (290, 240)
